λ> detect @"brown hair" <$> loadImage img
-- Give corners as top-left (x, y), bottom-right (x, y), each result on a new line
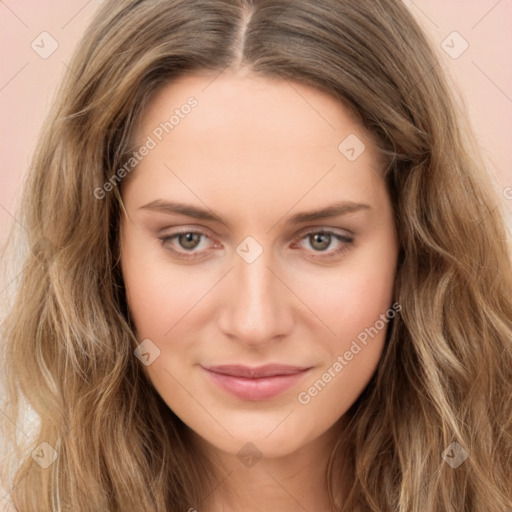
top-left (1, 0), bottom-right (511, 510)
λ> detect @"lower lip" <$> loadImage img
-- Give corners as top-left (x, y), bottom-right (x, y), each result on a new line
top-left (203, 368), bottom-right (311, 401)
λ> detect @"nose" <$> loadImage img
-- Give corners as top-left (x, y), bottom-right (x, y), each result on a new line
top-left (217, 249), bottom-right (294, 347)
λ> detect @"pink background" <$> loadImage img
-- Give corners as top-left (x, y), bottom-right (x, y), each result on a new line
top-left (1, 0), bottom-right (511, 245)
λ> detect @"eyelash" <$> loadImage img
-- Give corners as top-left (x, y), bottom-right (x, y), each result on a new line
top-left (157, 228), bottom-right (354, 261)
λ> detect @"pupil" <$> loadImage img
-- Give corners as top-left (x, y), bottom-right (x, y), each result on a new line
top-left (179, 233), bottom-right (200, 250)
top-left (311, 233), bottom-right (330, 251)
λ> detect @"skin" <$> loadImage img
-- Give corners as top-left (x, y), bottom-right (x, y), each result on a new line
top-left (120, 69), bottom-right (399, 511)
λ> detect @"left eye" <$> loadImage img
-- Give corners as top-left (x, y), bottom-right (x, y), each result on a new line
top-left (292, 230), bottom-right (354, 257)
top-left (300, 232), bottom-right (340, 251)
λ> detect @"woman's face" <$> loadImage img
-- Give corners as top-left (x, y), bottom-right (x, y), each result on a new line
top-left (120, 70), bottom-right (399, 460)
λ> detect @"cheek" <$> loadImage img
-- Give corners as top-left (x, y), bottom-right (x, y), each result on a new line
top-left (293, 237), bottom-right (397, 348)
top-left (290, 239), bottom-right (397, 414)
top-left (121, 232), bottom-right (211, 340)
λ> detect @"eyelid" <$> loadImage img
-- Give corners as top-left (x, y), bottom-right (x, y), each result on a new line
top-left (294, 225), bottom-right (354, 239)
top-left (158, 226), bottom-right (220, 244)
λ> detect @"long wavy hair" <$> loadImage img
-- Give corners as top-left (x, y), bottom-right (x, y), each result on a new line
top-left (1, 0), bottom-right (511, 510)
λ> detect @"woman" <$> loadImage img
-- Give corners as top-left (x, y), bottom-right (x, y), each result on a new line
top-left (1, 0), bottom-right (511, 510)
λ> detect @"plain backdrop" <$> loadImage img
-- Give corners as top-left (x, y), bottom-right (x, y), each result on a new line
top-left (0, 0), bottom-right (511, 262)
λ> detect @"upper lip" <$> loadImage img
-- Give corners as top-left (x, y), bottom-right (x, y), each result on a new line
top-left (204, 364), bottom-right (311, 379)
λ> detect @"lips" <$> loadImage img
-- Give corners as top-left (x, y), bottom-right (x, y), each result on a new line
top-left (204, 364), bottom-right (310, 378)
top-left (202, 364), bottom-right (312, 401)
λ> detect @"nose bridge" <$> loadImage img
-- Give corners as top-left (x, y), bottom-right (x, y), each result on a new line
top-left (218, 245), bottom-right (293, 344)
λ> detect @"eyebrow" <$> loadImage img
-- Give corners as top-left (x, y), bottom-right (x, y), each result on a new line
top-left (138, 199), bottom-right (371, 227)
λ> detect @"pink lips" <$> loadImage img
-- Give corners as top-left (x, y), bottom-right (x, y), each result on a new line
top-left (203, 364), bottom-right (311, 401)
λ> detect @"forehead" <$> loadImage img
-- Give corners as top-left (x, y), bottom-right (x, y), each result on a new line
top-left (135, 70), bottom-right (377, 155)
top-left (126, 71), bottom-right (386, 214)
